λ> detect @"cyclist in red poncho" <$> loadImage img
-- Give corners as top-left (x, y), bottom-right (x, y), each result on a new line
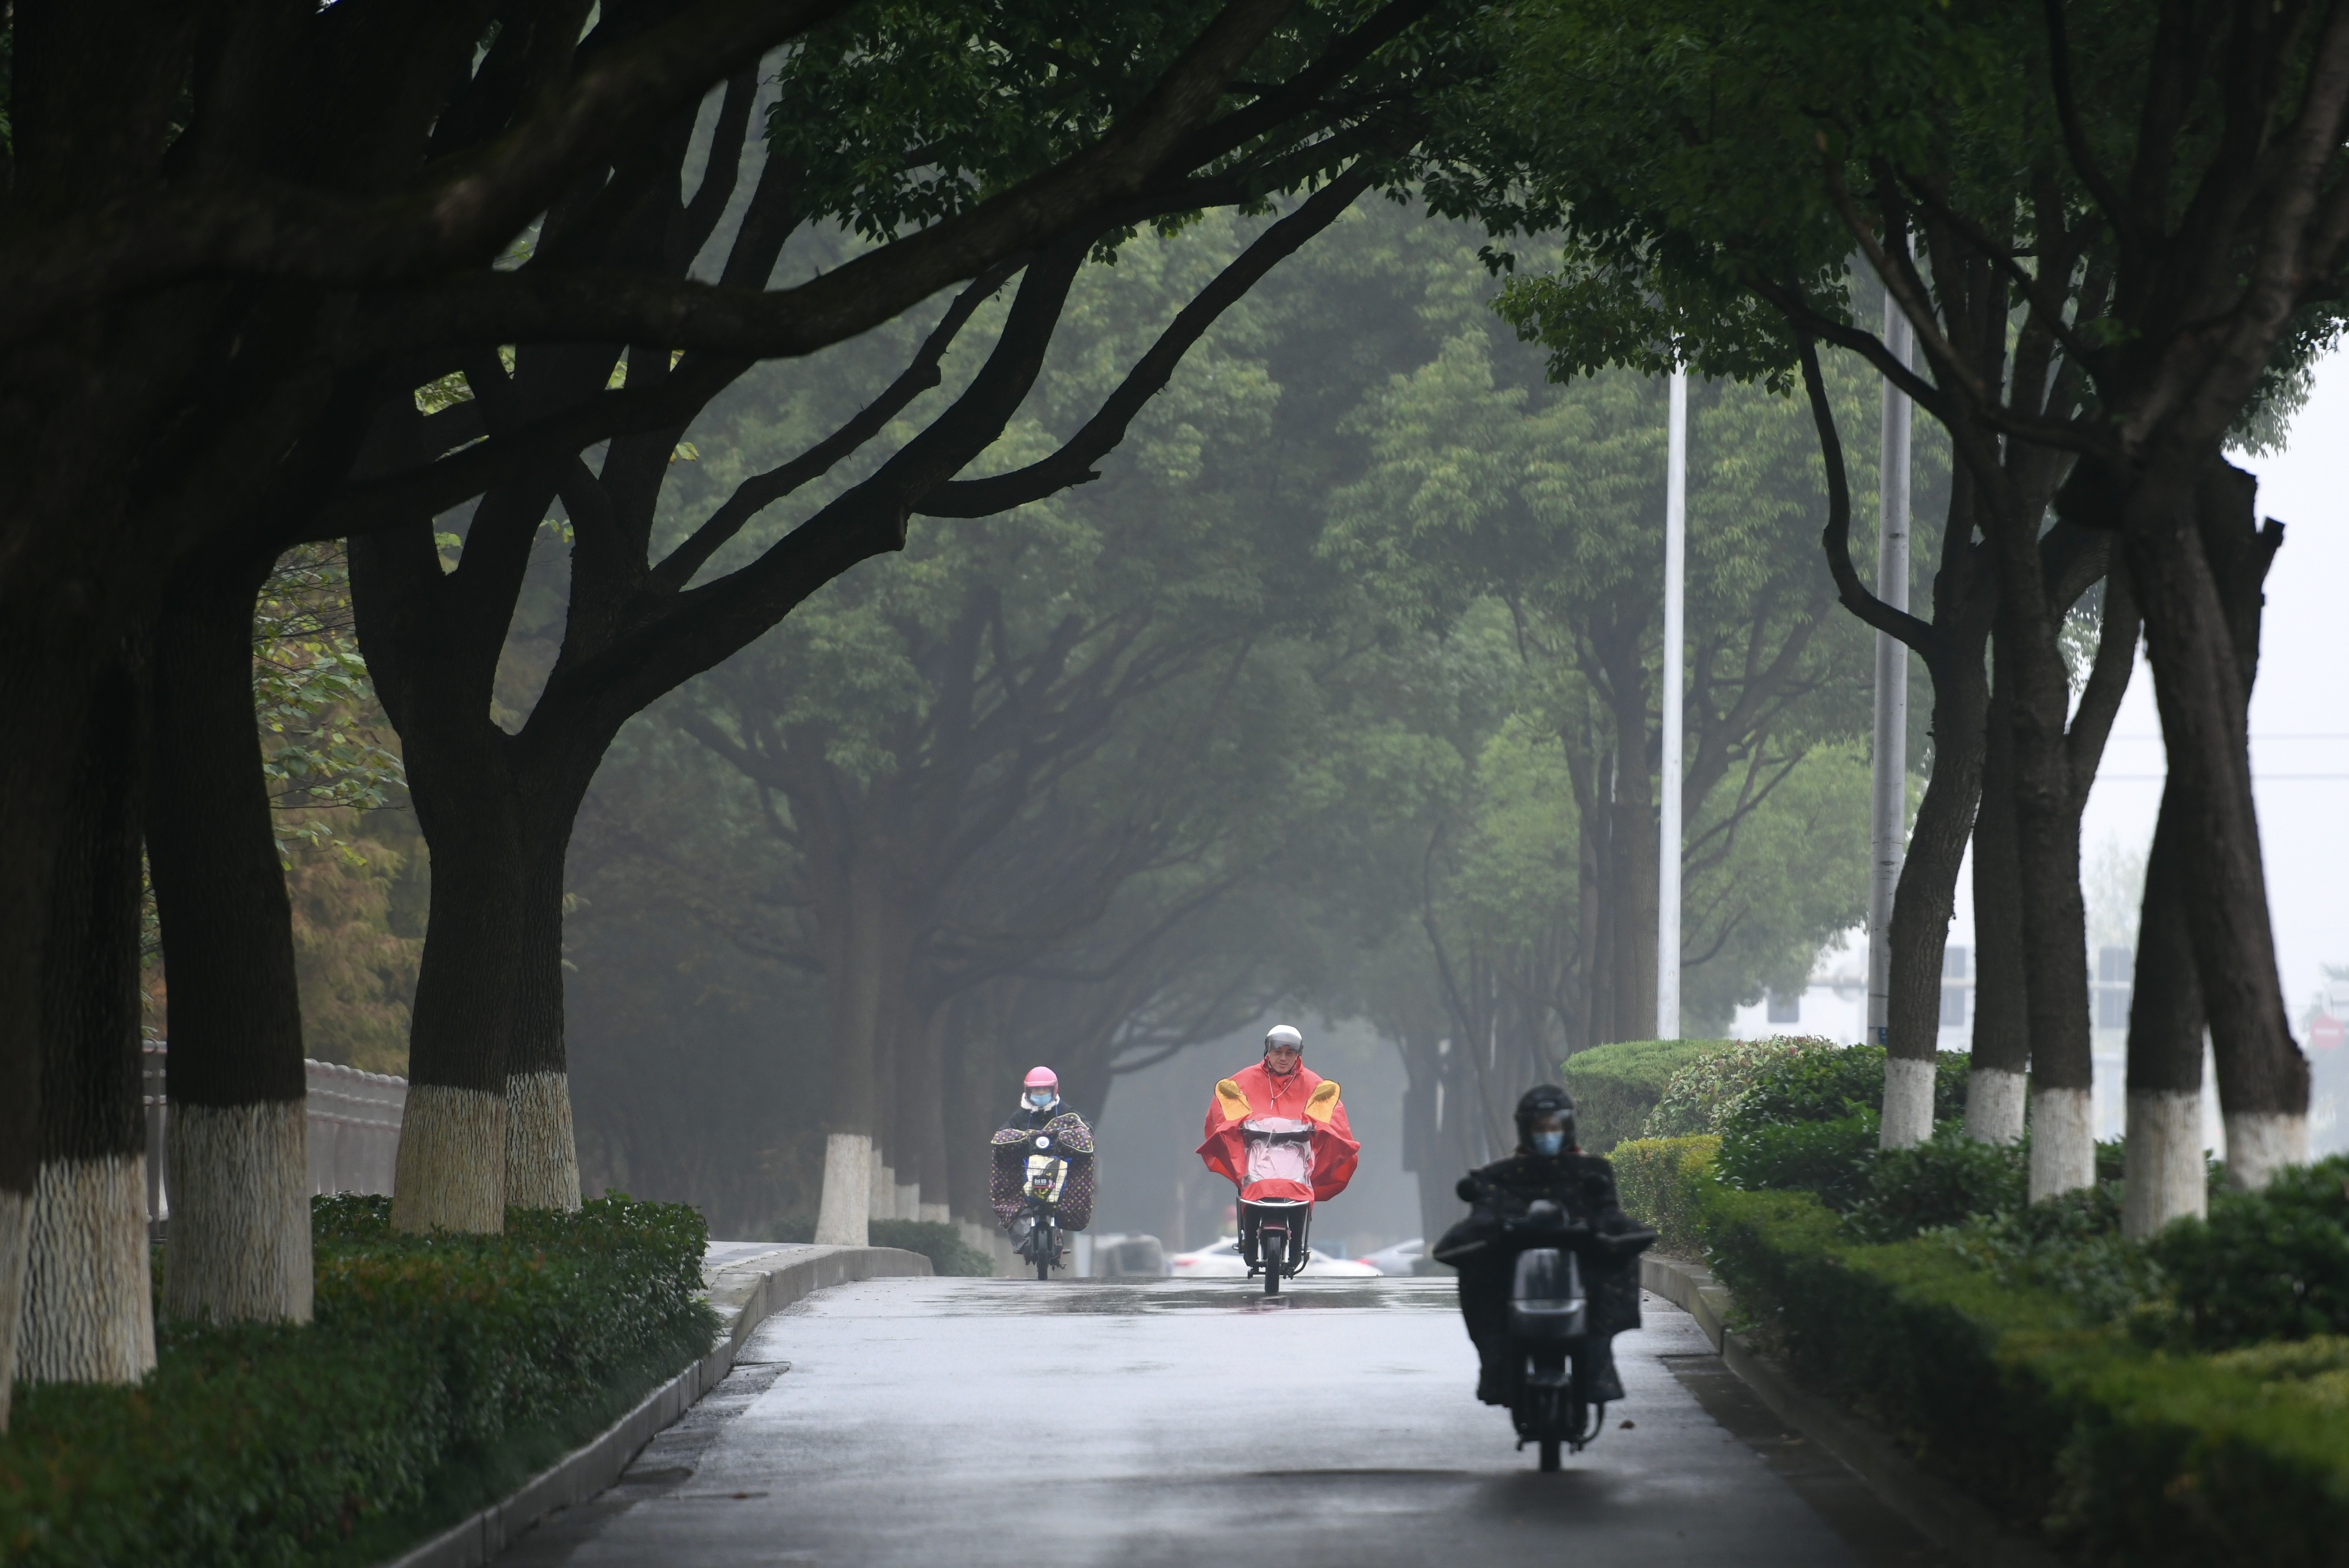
top-left (1197, 1025), bottom-right (1360, 1279)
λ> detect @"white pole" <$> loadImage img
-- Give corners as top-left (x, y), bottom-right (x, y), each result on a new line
top-left (1658, 367), bottom-right (1687, 1041)
top-left (1866, 288), bottom-right (1914, 1048)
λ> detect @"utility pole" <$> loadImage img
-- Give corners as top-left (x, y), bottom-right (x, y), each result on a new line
top-left (1658, 367), bottom-right (1687, 1041)
top-left (1867, 290), bottom-right (1914, 1046)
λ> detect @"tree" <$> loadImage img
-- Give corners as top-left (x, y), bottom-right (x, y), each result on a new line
top-left (0, 0), bottom-right (1429, 1419)
top-left (1437, 0), bottom-right (2344, 1192)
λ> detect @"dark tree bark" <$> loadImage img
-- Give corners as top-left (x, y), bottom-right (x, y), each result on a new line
top-left (2116, 454), bottom-right (2299, 1187)
top-left (1967, 660), bottom-right (2029, 1138)
top-left (145, 557), bottom-right (315, 1322)
top-left (21, 650), bottom-right (154, 1387)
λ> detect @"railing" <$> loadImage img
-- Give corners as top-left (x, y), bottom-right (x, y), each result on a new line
top-left (140, 1043), bottom-right (409, 1240)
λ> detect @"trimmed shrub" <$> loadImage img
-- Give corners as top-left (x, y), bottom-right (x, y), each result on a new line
top-left (1844, 1131), bottom-right (2027, 1242)
top-left (1717, 1112), bottom-right (1882, 1210)
top-left (1559, 1038), bottom-right (1734, 1152)
top-left (2150, 1154), bottom-right (2349, 1348)
top-left (1718, 1042), bottom-right (1970, 1137)
top-left (0, 1194), bottom-right (717, 1567)
top-left (1633, 1119), bottom-right (2349, 1565)
top-left (869, 1219), bottom-right (995, 1277)
top-left (1641, 1036), bottom-right (1822, 1138)
top-left (1611, 1135), bottom-right (1720, 1256)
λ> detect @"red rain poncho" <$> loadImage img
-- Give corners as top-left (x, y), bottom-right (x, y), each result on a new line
top-left (1195, 1060), bottom-right (1360, 1204)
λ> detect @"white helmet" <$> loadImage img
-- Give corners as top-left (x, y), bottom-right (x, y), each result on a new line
top-left (1264, 1025), bottom-right (1303, 1052)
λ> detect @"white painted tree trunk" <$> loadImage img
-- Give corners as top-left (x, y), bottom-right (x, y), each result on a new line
top-left (164, 1101), bottom-right (312, 1323)
top-left (2222, 1111), bottom-right (2307, 1191)
top-left (391, 1084), bottom-right (506, 1233)
top-left (1879, 1057), bottom-right (1936, 1149)
top-left (1966, 1067), bottom-right (2027, 1144)
top-left (868, 1159), bottom-right (897, 1222)
top-left (918, 1201), bottom-right (951, 1224)
top-left (2122, 1089), bottom-right (2208, 1239)
top-left (504, 1070), bottom-right (582, 1211)
top-left (814, 1133), bottom-right (871, 1246)
top-left (895, 1179), bottom-right (920, 1219)
top-left (0, 1190), bottom-right (27, 1431)
top-left (2027, 1086), bottom-right (2095, 1201)
top-left (21, 1154), bottom-right (154, 1382)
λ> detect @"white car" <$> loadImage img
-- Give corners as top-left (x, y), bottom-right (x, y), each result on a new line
top-left (1166, 1237), bottom-right (1381, 1278)
top-left (1356, 1238), bottom-right (1426, 1276)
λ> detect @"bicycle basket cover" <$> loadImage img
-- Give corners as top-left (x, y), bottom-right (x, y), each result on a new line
top-left (1240, 1117), bottom-right (1315, 1187)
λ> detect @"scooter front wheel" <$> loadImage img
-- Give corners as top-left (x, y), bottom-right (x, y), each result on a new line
top-left (1262, 1230), bottom-right (1285, 1295)
top-left (1539, 1436), bottom-right (1561, 1472)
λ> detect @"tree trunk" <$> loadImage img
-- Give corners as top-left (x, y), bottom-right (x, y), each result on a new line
top-left (1883, 621), bottom-right (1990, 1141)
top-left (23, 651), bottom-right (156, 1385)
top-left (2123, 453), bottom-right (2304, 1187)
top-left (1966, 662), bottom-right (2030, 1143)
top-left (1609, 688), bottom-right (1659, 1042)
top-left (504, 815), bottom-right (583, 1211)
top-left (146, 563), bottom-right (313, 1322)
top-left (907, 1004), bottom-right (952, 1223)
top-left (390, 826), bottom-right (523, 1233)
top-left (1997, 607), bottom-right (2097, 1200)
top-left (810, 860), bottom-right (909, 1245)
top-left (2123, 789), bottom-right (2207, 1237)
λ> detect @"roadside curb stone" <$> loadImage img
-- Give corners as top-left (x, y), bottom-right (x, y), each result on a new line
top-left (380, 1243), bottom-right (933, 1568)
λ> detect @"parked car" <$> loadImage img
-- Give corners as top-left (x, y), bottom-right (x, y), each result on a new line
top-left (1166, 1237), bottom-right (1380, 1279)
top-left (1085, 1233), bottom-right (1169, 1277)
top-left (1356, 1238), bottom-right (1426, 1276)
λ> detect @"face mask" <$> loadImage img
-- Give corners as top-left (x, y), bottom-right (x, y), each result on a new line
top-left (1027, 1092), bottom-right (1054, 1109)
top-left (1531, 1130), bottom-right (1566, 1157)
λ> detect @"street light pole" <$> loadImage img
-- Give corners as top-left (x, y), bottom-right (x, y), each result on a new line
top-left (1658, 367), bottom-right (1687, 1041)
top-left (1866, 291), bottom-right (1914, 1049)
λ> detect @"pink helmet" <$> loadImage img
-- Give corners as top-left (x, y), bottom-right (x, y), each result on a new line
top-left (1023, 1066), bottom-right (1059, 1091)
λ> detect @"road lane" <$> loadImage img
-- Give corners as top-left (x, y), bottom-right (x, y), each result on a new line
top-left (499, 1276), bottom-right (1941, 1567)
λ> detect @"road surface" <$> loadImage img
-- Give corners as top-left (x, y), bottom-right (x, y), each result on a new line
top-left (498, 1276), bottom-right (1946, 1567)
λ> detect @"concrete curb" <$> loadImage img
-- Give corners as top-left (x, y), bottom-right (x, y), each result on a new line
top-left (381, 1243), bottom-right (932, 1568)
top-left (1642, 1255), bottom-right (2067, 1568)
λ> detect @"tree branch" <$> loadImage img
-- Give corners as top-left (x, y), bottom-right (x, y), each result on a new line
top-left (1798, 332), bottom-right (1933, 650)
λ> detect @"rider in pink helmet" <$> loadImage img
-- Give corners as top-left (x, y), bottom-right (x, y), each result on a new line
top-left (989, 1064), bottom-right (1095, 1244)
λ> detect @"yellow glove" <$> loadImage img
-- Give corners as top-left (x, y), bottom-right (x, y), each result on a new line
top-left (1304, 1079), bottom-right (1341, 1124)
top-left (1215, 1079), bottom-right (1252, 1124)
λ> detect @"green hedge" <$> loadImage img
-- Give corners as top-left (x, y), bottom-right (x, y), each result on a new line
top-left (0, 1194), bottom-right (717, 1567)
top-left (1560, 1039), bottom-right (1734, 1152)
top-left (1639, 1140), bottom-right (2349, 1564)
top-left (1613, 1134), bottom-right (1720, 1256)
top-left (868, 1219), bottom-right (995, 1277)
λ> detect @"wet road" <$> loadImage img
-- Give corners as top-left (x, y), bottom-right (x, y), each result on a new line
top-left (498, 1276), bottom-right (1946, 1568)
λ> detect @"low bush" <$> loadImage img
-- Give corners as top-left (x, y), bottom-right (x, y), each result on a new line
top-left (2150, 1154), bottom-right (2349, 1348)
top-left (1716, 1111), bottom-right (1882, 1210)
top-left (1611, 1134), bottom-right (1720, 1256)
top-left (1717, 1042), bottom-right (1969, 1137)
top-left (1640, 1037), bottom-right (1821, 1138)
top-left (868, 1219), bottom-right (995, 1276)
top-left (1636, 1131), bottom-right (2349, 1564)
top-left (1559, 1038), bottom-right (1734, 1152)
top-left (0, 1194), bottom-right (717, 1567)
top-left (1843, 1131), bottom-right (2027, 1241)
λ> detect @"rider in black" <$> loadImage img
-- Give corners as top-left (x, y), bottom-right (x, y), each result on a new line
top-left (1436, 1085), bottom-right (1643, 1407)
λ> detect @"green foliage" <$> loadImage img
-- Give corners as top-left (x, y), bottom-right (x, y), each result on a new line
top-left (0, 1196), bottom-right (715, 1567)
top-left (1717, 1111), bottom-right (1881, 1211)
top-left (1717, 1043), bottom-right (1968, 1137)
top-left (252, 546), bottom-right (407, 857)
top-left (2151, 1156), bottom-right (2349, 1349)
top-left (868, 1219), bottom-right (996, 1278)
top-left (1610, 1134), bottom-right (1720, 1256)
top-left (1557, 1038), bottom-right (1732, 1152)
top-left (1844, 1132), bottom-right (2027, 1243)
top-left (1641, 1036), bottom-right (1819, 1136)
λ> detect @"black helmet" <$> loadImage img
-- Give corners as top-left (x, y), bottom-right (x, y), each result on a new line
top-left (1515, 1084), bottom-right (1577, 1153)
